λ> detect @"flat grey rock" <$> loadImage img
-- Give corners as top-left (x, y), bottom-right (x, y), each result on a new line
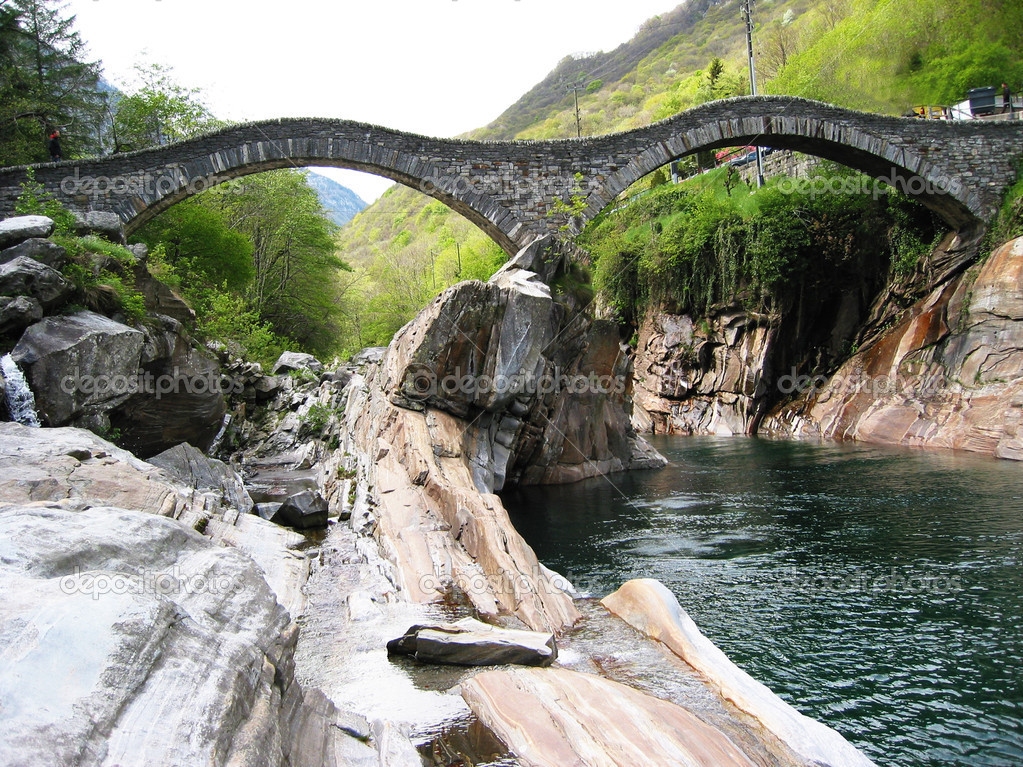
top-left (0, 215), bottom-right (54, 249)
top-left (387, 617), bottom-right (557, 667)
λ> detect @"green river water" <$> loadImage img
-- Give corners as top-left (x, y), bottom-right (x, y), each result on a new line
top-left (504, 435), bottom-right (1023, 767)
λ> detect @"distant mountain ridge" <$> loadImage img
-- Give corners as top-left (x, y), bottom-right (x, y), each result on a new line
top-left (306, 172), bottom-right (367, 227)
top-left (472, 0), bottom-right (722, 140)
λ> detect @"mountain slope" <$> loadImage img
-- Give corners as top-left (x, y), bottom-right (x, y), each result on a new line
top-left (306, 172), bottom-right (367, 227)
top-left (336, 0), bottom-right (1023, 352)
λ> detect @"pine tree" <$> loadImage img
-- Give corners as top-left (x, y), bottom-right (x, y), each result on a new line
top-left (0, 0), bottom-right (103, 165)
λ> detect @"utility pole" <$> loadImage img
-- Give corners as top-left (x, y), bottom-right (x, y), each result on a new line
top-left (741, 0), bottom-right (765, 188)
top-left (571, 86), bottom-right (582, 138)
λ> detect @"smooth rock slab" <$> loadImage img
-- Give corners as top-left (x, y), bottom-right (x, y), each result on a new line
top-left (0, 502), bottom-right (291, 767)
top-left (0, 421), bottom-right (188, 518)
top-left (460, 666), bottom-right (758, 767)
top-left (601, 579), bottom-right (877, 767)
top-left (387, 617), bottom-right (556, 667)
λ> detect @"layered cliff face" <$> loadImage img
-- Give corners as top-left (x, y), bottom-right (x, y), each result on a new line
top-left (324, 236), bottom-right (664, 632)
top-left (762, 237), bottom-right (1023, 459)
top-left (632, 308), bottom-right (777, 435)
top-left (630, 234), bottom-right (1023, 461)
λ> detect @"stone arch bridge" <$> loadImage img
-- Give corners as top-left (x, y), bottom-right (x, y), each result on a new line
top-left (2, 96), bottom-right (1021, 255)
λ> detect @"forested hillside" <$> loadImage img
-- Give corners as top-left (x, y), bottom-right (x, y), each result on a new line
top-left (339, 0), bottom-right (1023, 349)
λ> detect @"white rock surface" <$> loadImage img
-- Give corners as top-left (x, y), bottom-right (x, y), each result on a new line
top-left (0, 425), bottom-right (384, 767)
top-left (461, 666), bottom-right (759, 767)
top-left (0, 502), bottom-right (292, 766)
top-left (601, 579), bottom-right (877, 767)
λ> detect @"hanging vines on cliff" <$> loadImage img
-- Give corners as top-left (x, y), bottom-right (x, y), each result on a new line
top-left (581, 163), bottom-right (945, 324)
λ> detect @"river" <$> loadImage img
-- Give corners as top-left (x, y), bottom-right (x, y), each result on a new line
top-left (504, 435), bottom-right (1023, 767)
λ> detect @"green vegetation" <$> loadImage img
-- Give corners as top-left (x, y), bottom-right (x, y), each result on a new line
top-left (336, 190), bottom-right (507, 348)
top-left (108, 62), bottom-right (220, 152)
top-left (583, 164), bottom-right (944, 323)
top-left (136, 169), bottom-right (355, 364)
top-left (768, 0), bottom-right (1023, 113)
top-left (301, 403), bottom-right (344, 436)
top-left (0, 0), bottom-right (105, 165)
top-left (987, 170), bottom-right (1023, 250)
top-left (15, 172), bottom-right (148, 324)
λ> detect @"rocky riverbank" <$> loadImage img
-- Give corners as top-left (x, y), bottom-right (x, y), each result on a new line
top-left (631, 232), bottom-right (1023, 461)
top-left (0, 215), bottom-right (878, 766)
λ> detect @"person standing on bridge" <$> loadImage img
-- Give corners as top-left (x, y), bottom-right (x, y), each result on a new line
top-left (1003, 83), bottom-right (1012, 114)
top-left (47, 129), bottom-right (62, 162)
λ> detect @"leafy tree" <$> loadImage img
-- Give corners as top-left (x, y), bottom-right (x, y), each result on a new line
top-left (110, 62), bottom-right (216, 152)
top-left (214, 170), bottom-right (353, 355)
top-left (707, 58), bottom-right (725, 86)
top-left (135, 199), bottom-right (254, 290)
top-left (0, 0), bottom-right (104, 165)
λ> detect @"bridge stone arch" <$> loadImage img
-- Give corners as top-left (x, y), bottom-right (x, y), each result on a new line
top-left (576, 97), bottom-right (1023, 233)
top-left (1, 97), bottom-right (1022, 255)
top-left (0, 119), bottom-right (551, 255)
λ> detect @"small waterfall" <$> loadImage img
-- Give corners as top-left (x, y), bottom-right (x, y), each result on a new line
top-left (1, 354), bottom-right (41, 427)
top-left (206, 412), bottom-right (232, 456)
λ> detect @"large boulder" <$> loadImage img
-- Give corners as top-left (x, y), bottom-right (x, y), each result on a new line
top-left (148, 442), bottom-right (253, 515)
top-left (270, 489), bottom-right (329, 529)
top-left (110, 316), bottom-right (227, 457)
top-left (0, 295), bottom-right (43, 336)
top-left (0, 215), bottom-right (54, 249)
top-left (272, 351), bottom-right (324, 375)
top-left (387, 617), bottom-right (557, 667)
top-left (73, 210), bottom-right (126, 244)
top-left (488, 234), bottom-right (568, 287)
top-left (0, 237), bottom-right (67, 270)
top-left (12, 311), bottom-right (144, 426)
top-left (0, 255), bottom-right (73, 310)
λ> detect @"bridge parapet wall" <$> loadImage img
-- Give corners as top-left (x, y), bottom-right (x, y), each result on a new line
top-left (1, 97), bottom-right (1021, 253)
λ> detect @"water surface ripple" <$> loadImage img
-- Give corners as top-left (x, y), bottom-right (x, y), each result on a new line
top-left (504, 436), bottom-right (1023, 767)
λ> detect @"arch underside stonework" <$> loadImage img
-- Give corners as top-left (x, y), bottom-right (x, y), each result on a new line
top-left (1, 97), bottom-right (1021, 254)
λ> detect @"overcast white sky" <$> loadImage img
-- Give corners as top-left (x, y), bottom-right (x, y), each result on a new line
top-left (65, 0), bottom-right (682, 202)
